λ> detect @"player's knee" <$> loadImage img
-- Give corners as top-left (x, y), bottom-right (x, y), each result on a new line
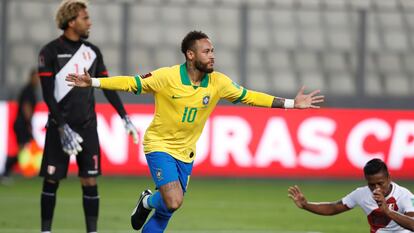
top-left (165, 195), bottom-right (183, 212)
top-left (166, 200), bottom-right (182, 212)
top-left (80, 177), bottom-right (97, 186)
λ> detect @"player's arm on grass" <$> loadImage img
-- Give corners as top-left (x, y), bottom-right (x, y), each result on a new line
top-left (288, 185), bottom-right (350, 215)
top-left (217, 74), bottom-right (324, 109)
top-left (373, 188), bottom-right (414, 231)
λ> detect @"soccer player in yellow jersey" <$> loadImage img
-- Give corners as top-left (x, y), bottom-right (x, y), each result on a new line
top-left (66, 31), bottom-right (324, 232)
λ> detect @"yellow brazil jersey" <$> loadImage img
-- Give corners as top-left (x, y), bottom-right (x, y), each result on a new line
top-left (98, 63), bottom-right (275, 163)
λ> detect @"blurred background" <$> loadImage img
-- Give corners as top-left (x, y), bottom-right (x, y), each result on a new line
top-left (1, 0), bottom-right (414, 108)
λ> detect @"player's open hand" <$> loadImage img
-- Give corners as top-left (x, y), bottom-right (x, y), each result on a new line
top-left (294, 86), bottom-right (324, 109)
top-left (288, 185), bottom-right (308, 209)
top-left (66, 68), bottom-right (92, 87)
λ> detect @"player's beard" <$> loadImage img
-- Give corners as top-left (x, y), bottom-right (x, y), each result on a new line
top-left (80, 31), bottom-right (89, 39)
top-left (80, 34), bottom-right (89, 39)
top-left (76, 28), bottom-right (89, 39)
top-left (195, 60), bottom-right (214, 73)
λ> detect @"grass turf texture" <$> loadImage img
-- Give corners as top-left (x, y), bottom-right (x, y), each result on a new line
top-left (1, 176), bottom-right (413, 233)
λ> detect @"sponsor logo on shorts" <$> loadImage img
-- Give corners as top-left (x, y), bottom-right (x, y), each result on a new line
top-left (156, 168), bottom-right (163, 181)
top-left (88, 170), bottom-right (98, 175)
top-left (47, 165), bottom-right (56, 175)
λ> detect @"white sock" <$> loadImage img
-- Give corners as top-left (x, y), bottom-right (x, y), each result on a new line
top-left (143, 195), bottom-right (151, 209)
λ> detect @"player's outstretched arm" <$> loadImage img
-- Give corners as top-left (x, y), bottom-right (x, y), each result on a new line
top-left (66, 68), bottom-right (138, 92)
top-left (272, 86), bottom-right (324, 109)
top-left (288, 185), bottom-right (349, 216)
top-left (373, 188), bottom-right (414, 231)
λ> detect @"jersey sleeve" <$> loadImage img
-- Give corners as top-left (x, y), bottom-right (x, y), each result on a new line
top-left (38, 45), bottom-right (65, 126)
top-left (401, 190), bottom-right (414, 214)
top-left (99, 76), bottom-right (139, 92)
top-left (94, 47), bottom-right (109, 77)
top-left (135, 67), bottom-right (170, 94)
top-left (342, 188), bottom-right (360, 209)
top-left (98, 67), bottom-right (170, 94)
top-left (218, 73), bottom-right (274, 107)
top-left (38, 46), bottom-right (54, 78)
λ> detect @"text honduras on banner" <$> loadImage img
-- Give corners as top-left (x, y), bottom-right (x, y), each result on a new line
top-left (54, 44), bottom-right (96, 102)
top-left (3, 102), bottom-right (414, 179)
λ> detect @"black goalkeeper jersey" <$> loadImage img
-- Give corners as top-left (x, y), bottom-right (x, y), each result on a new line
top-left (38, 35), bottom-right (126, 129)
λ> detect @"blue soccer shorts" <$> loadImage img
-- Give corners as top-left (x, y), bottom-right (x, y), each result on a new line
top-left (145, 151), bottom-right (194, 193)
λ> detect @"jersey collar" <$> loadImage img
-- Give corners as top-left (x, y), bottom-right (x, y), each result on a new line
top-left (180, 63), bottom-right (209, 88)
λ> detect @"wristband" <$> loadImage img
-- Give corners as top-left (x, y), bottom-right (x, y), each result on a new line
top-left (284, 99), bottom-right (295, 109)
top-left (91, 78), bottom-right (101, 87)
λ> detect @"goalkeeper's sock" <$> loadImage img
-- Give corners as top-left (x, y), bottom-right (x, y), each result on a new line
top-left (41, 180), bottom-right (59, 232)
top-left (82, 185), bottom-right (99, 233)
top-left (143, 191), bottom-right (173, 233)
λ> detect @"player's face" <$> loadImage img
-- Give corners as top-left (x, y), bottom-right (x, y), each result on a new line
top-left (365, 171), bottom-right (391, 195)
top-left (193, 38), bottom-right (215, 73)
top-left (72, 8), bottom-right (91, 39)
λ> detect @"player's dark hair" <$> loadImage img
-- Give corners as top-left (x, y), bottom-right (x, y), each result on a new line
top-left (363, 158), bottom-right (389, 177)
top-left (181, 31), bottom-right (209, 59)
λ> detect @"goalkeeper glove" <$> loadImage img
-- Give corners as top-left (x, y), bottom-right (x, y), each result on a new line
top-left (58, 124), bottom-right (83, 156)
top-left (122, 115), bottom-right (139, 144)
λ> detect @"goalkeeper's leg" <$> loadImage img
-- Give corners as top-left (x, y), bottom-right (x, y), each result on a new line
top-left (41, 179), bottom-right (59, 233)
top-left (80, 177), bottom-right (99, 233)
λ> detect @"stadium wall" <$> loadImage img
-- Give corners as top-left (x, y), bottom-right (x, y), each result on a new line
top-left (2, 101), bottom-right (414, 179)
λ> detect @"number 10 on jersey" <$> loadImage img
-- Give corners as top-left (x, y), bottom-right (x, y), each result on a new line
top-left (182, 107), bottom-right (198, 123)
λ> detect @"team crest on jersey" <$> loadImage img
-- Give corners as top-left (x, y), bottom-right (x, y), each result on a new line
top-left (156, 168), bottom-right (163, 181)
top-left (140, 72), bottom-right (152, 79)
top-left (411, 198), bottom-right (414, 207)
top-left (202, 95), bottom-right (210, 105)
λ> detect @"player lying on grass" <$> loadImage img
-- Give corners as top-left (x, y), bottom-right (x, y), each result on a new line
top-left (66, 30), bottom-right (324, 233)
top-left (289, 158), bottom-right (414, 233)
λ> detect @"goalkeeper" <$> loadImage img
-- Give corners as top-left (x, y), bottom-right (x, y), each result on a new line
top-left (66, 30), bottom-right (324, 233)
top-left (37, 1), bottom-right (138, 233)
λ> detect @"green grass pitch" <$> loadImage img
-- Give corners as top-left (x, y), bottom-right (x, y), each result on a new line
top-left (1, 176), bottom-right (413, 233)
